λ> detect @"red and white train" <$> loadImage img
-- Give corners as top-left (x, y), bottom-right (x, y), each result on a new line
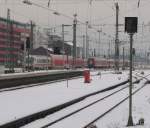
top-left (29, 54), bottom-right (129, 70)
top-left (29, 54), bottom-right (85, 70)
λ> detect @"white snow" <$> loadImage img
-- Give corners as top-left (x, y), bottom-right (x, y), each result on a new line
top-left (95, 72), bottom-right (150, 128)
top-left (0, 70), bottom-right (128, 126)
top-left (1, 70), bottom-right (150, 128)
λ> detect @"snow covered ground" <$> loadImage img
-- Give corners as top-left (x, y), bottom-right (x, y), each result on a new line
top-left (0, 70), bottom-right (150, 128)
top-left (97, 87), bottom-right (150, 128)
top-left (96, 73), bottom-right (150, 128)
top-left (22, 71), bottom-right (150, 128)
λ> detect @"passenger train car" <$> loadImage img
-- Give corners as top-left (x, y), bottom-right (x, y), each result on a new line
top-left (87, 57), bottom-right (113, 68)
top-left (87, 57), bottom-right (129, 69)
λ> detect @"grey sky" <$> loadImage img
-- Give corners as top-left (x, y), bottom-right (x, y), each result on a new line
top-left (0, 0), bottom-right (150, 55)
top-left (1, 0), bottom-right (150, 25)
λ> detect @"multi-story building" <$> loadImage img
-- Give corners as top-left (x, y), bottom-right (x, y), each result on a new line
top-left (0, 17), bottom-right (30, 69)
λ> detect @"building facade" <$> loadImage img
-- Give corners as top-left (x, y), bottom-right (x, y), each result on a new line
top-left (0, 17), bottom-right (30, 68)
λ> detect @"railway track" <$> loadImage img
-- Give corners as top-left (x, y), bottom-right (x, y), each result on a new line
top-left (23, 72), bottom-right (149, 128)
top-left (1, 71), bottom-right (147, 128)
top-left (40, 84), bottom-right (130, 128)
top-left (83, 78), bottom-right (149, 128)
top-left (1, 78), bottom-right (129, 128)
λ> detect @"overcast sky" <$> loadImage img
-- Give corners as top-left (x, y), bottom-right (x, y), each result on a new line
top-left (1, 0), bottom-right (150, 55)
top-left (1, 0), bottom-right (150, 26)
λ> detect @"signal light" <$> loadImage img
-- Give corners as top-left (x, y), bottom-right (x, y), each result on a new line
top-left (125, 17), bottom-right (138, 33)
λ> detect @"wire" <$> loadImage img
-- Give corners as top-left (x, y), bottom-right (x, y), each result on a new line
top-left (21, 0), bottom-right (115, 39)
top-left (11, 0), bottom-right (150, 41)
top-left (92, 0), bottom-right (150, 23)
top-left (10, 8), bottom-right (63, 30)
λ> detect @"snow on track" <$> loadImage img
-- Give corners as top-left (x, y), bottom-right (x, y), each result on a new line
top-left (23, 77), bottom-right (145, 128)
top-left (0, 71), bottom-right (128, 125)
top-left (95, 77), bottom-right (150, 128)
top-left (22, 70), bottom-right (150, 128)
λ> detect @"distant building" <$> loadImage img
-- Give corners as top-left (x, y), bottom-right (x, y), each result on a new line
top-left (0, 17), bottom-right (30, 67)
top-left (47, 35), bottom-right (82, 57)
top-left (34, 28), bottom-right (83, 58)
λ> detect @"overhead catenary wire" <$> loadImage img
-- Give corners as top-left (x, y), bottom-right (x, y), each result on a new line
top-left (4, 0), bottom-right (150, 42)
top-left (1, 0), bottom-right (150, 60)
top-left (2, 0), bottom-right (119, 40)
top-left (92, 0), bottom-right (150, 23)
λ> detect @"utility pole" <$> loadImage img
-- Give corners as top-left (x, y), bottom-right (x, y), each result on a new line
top-left (82, 35), bottom-right (86, 59)
top-left (23, 39), bottom-right (26, 72)
top-left (30, 20), bottom-right (34, 49)
top-left (108, 41), bottom-right (111, 68)
top-left (6, 8), bottom-right (14, 73)
top-left (73, 14), bottom-right (77, 68)
top-left (8, 9), bottom-right (15, 73)
top-left (115, 3), bottom-right (119, 71)
top-left (62, 24), bottom-right (72, 67)
top-left (125, 16), bottom-right (138, 127)
top-left (147, 52), bottom-right (150, 65)
top-left (6, 9), bottom-right (10, 71)
top-left (127, 33), bottom-right (134, 126)
top-left (97, 30), bottom-right (101, 57)
top-left (133, 48), bottom-right (135, 70)
top-left (10, 20), bottom-right (14, 73)
top-left (62, 24), bottom-right (65, 67)
top-left (26, 37), bottom-right (30, 72)
top-left (122, 47), bottom-right (125, 70)
top-left (86, 21), bottom-right (89, 59)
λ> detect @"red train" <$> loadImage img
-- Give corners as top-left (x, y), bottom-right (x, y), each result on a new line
top-left (87, 57), bottom-right (113, 68)
top-left (29, 54), bottom-right (129, 70)
top-left (87, 57), bottom-right (129, 69)
top-left (29, 54), bottom-right (85, 70)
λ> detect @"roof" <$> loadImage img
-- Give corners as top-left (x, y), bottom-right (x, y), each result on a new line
top-left (30, 47), bottom-right (52, 56)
